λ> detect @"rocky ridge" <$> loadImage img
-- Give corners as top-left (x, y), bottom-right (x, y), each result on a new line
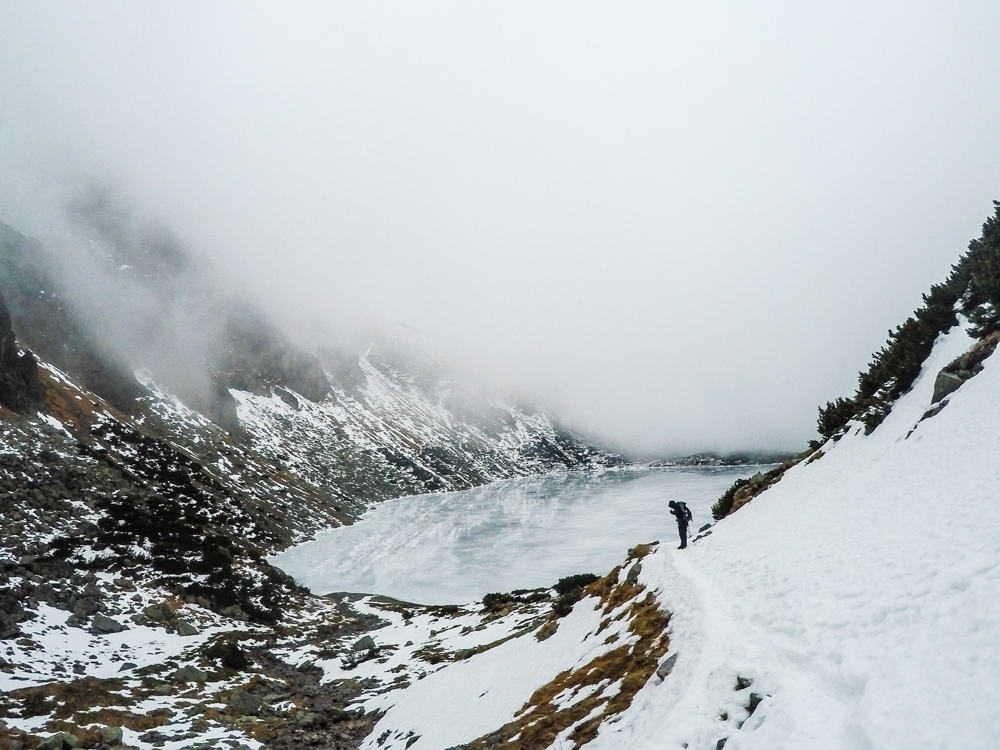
top-left (0, 214), bottom-right (625, 750)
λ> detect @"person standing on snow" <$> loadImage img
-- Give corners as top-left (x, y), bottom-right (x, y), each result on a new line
top-left (668, 500), bottom-right (693, 549)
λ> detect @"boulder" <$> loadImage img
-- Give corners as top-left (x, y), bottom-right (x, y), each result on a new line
top-left (352, 635), bottom-right (376, 652)
top-left (171, 664), bottom-right (208, 683)
top-left (656, 653), bottom-right (678, 680)
top-left (98, 726), bottom-right (123, 746)
top-left (72, 597), bottom-right (100, 618)
top-left (37, 732), bottom-right (80, 750)
top-left (0, 593), bottom-right (24, 639)
top-left (932, 370), bottom-right (964, 404)
top-left (143, 602), bottom-right (173, 621)
top-left (625, 562), bottom-right (642, 585)
top-left (64, 615), bottom-right (86, 629)
top-left (228, 689), bottom-right (265, 716)
top-left (117, 662), bottom-right (137, 672)
top-left (91, 614), bottom-right (127, 634)
top-left (297, 711), bottom-right (323, 728)
top-left (174, 618), bottom-right (199, 636)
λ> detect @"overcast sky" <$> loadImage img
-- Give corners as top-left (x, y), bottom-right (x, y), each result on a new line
top-left (2, 1), bottom-right (1000, 456)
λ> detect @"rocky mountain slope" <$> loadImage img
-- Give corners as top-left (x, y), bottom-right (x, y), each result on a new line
top-left (7, 202), bottom-right (1000, 750)
top-left (0, 215), bottom-right (622, 521)
top-left (0, 211), bottom-right (621, 750)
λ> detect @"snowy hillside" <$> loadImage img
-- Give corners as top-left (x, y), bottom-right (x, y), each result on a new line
top-left (0, 220), bottom-right (621, 518)
top-left (233, 343), bottom-right (620, 507)
top-left (275, 319), bottom-right (996, 749)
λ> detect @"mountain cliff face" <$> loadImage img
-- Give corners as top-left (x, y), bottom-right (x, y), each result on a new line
top-left (3, 202), bottom-right (1000, 750)
top-left (0, 215), bottom-right (621, 749)
top-left (0, 218), bottom-right (622, 522)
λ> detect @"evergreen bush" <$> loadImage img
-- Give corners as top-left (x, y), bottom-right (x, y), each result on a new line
top-left (711, 478), bottom-right (750, 521)
top-left (817, 201), bottom-right (1000, 436)
top-left (551, 573), bottom-right (600, 616)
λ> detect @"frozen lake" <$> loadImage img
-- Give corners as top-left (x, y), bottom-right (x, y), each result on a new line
top-left (270, 466), bottom-right (764, 604)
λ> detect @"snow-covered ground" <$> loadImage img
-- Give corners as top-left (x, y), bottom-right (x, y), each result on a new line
top-left (294, 320), bottom-right (1000, 749)
top-left (270, 467), bottom-right (757, 604)
top-left (605, 321), bottom-right (1000, 749)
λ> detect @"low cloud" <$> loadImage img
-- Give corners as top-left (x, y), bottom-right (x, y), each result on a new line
top-left (2, 2), bottom-right (1000, 455)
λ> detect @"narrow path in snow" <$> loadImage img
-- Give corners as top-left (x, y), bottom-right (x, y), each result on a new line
top-left (595, 323), bottom-right (1000, 750)
top-left (596, 544), bottom-right (868, 750)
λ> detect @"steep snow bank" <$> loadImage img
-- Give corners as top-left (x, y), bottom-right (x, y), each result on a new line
top-left (597, 322), bottom-right (1000, 748)
top-left (328, 322), bottom-right (1000, 749)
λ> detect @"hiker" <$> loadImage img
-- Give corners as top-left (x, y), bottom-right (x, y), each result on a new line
top-left (668, 500), bottom-right (693, 549)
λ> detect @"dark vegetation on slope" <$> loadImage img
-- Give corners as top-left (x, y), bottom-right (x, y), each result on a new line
top-left (0, 212), bottom-right (622, 519)
top-left (714, 202), bottom-right (1000, 520)
top-left (817, 201), bottom-right (1000, 440)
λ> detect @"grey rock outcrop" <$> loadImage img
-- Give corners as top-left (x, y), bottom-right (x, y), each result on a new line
top-left (0, 287), bottom-right (43, 414)
top-left (172, 664), bottom-right (208, 683)
top-left (90, 614), bottom-right (127, 634)
top-left (932, 370), bottom-right (964, 404)
top-left (0, 592), bottom-right (25, 639)
top-left (228, 689), bottom-right (265, 716)
top-left (353, 635), bottom-right (376, 651)
top-left (174, 618), bottom-right (199, 636)
top-left (656, 653), bottom-right (678, 680)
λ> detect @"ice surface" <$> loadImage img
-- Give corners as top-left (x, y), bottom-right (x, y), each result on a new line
top-left (270, 467), bottom-right (758, 604)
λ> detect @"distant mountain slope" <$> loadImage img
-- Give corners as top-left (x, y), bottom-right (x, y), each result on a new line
top-left (0, 215), bottom-right (623, 527)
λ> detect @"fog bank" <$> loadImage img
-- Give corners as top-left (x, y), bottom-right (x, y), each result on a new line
top-left (2, 2), bottom-right (1000, 455)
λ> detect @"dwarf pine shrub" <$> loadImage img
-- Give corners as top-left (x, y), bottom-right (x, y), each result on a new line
top-left (817, 201), bottom-right (1000, 436)
top-left (711, 477), bottom-right (750, 521)
top-left (552, 573), bottom-right (600, 616)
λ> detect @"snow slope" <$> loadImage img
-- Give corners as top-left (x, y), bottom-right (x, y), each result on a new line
top-left (334, 321), bottom-right (1000, 749)
top-left (596, 321), bottom-right (1000, 749)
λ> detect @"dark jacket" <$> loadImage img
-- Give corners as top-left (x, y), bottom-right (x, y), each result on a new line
top-left (670, 501), bottom-right (692, 526)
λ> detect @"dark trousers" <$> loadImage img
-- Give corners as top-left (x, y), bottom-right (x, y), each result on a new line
top-left (678, 522), bottom-right (688, 549)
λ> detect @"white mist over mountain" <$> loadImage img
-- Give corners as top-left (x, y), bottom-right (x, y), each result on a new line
top-left (2, 2), bottom-right (1000, 455)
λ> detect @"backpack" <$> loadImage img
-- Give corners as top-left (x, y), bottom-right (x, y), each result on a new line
top-left (675, 501), bottom-right (692, 523)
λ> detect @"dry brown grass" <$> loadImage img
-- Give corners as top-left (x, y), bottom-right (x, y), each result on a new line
top-left (39, 368), bottom-right (104, 434)
top-left (69, 707), bottom-right (172, 732)
top-left (626, 543), bottom-right (657, 561)
top-left (7, 677), bottom-right (131, 719)
top-left (461, 579), bottom-right (671, 750)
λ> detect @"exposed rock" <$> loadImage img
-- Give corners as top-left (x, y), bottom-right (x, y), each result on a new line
top-left (0, 287), bottom-right (44, 414)
top-left (90, 614), bottom-right (127, 634)
top-left (352, 635), bottom-right (376, 651)
top-left (143, 602), bottom-right (173, 621)
top-left (117, 662), bottom-right (137, 672)
top-left (656, 653), bottom-right (678, 680)
top-left (72, 597), bottom-right (101, 618)
top-left (172, 664), bottom-right (208, 683)
top-left (98, 726), bottom-right (123, 746)
top-left (174, 618), bottom-right (199, 636)
top-left (297, 711), bottom-right (323, 728)
top-left (202, 640), bottom-right (251, 671)
top-left (37, 732), bottom-right (80, 750)
top-left (0, 592), bottom-right (25, 639)
top-left (625, 562), bottom-right (642, 585)
top-left (932, 370), bottom-right (964, 404)
top-left (228, 689), bottom-right (265, 716)
top-left (219, 604), bottom-right (245, 619)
